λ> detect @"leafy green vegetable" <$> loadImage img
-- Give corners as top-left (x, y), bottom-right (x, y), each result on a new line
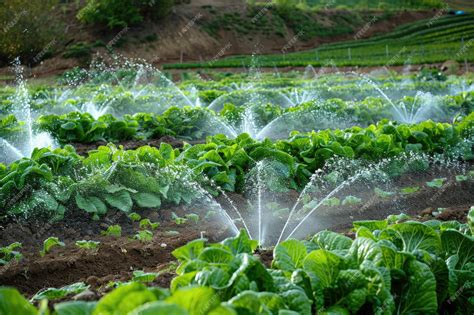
top-left (31, 282), bottom-right (89, 301)
top-left (40, 237), bottom-right (65, 257)
top-left (341, 195), bottom-right (362, 206)
top-left (139, 219), bottom-right (159, 230)
top-left (0, 242), bottom-right (22, 265)
top-left (426, 178), bottom-right (446, 188)
top-left (75, 240), bottom-right (100, 250)
top-left (0, 287), bottom-right (37, 315)
top-left (132, 270), bottom-right (158, 283)
top-left (128, 212), bottom-right (142, 222)
top-left (400, 186), bottom-right (420, 194)
top-left (134, 230), bottom-right (153, 242)
top-left (101, 225), bottom-right (122, 237)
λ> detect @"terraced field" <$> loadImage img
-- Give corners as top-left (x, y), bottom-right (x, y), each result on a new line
top-left (165, 14), bottom-right (474, 69)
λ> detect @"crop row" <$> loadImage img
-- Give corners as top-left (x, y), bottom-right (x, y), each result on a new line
top-left (1, 113), bottom-right (472, 222)
top-left (164, 15), bottom-right (474, 69)
top-left (0, 89), bottom-right (471, 145)
top-left (1, 210), bottom-right (473, 314)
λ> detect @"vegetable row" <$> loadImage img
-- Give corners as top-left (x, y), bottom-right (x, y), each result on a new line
top-left (1, 210), bottom-right (473, 314)
top-left (1, 89), bottom-right (471, 145)
top-left (1, 113), bottom-right (472, 222)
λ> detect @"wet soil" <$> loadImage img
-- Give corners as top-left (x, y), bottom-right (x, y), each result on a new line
top-left (71, 136), bottom-right (205, 156)
top-left (0, 206), bottom-right (232, 297)
top-left (0, 166), bottom-right (472, 298)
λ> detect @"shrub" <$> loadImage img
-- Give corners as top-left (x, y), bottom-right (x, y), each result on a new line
top-left (0, 0), bottom-right (61, 65)
top-left (77, 0), bottom-right (174, 29)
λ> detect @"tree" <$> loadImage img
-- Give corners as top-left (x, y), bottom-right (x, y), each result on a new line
top-left (77, 0), bottom-right (175, 29)
top-left (0, 0), bottom-right (61, 65)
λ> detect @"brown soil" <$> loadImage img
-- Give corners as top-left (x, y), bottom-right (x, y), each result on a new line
top-left (71, 136), bottom-right (205, 156)
top-left (0, 165), bottom-right (472, 298)
top-left (0, 205), bottom-right (233, 297)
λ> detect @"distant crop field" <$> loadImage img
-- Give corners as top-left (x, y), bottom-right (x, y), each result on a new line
top-left (165, 14), bottom-right (474, 69)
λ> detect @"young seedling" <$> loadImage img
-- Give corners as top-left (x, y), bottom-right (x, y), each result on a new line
top-left (387, 213), bottom-right (410, 223)
top-left (134, 230), bottom-right (153, 242)
top-left (132, 270), bottom-right (158, 283)
top-left (139, 218), bottom-right (159, 230)
top-left (185, 213), bottom-right (200, 224)
top-left (40, 237), bottom-right (65, 257)
top-left (205, 210), bottom-right (217, 219)
top-left (0, 242), bottom-right (22, 265)
top-left (400, 186), bottom-right (420, 195)
top-left (342, 196), bottom-right (362, 206)
top-left (31, 282), bottom-right (89, 301)
top-left (455, 175), bottom-right (468, 182)
top-left (426, 178), bottom-right (446, 188)
top-left (172, 212), bottom-right (187, 225)
top-left (374, 187), bottom-right (395, 198)
top-left (322, 197), bottom-right (341, 207)
top-left (75, 240), bottom-right (100, 250)
top-left (165, 230), bottom-right (180, 236)
top-left (101, 225), bottom-right (122, 237)
top-left (128, 212), bottom-right (142, 222)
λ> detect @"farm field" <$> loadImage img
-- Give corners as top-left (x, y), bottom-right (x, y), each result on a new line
top-left (165, 14), bottom-right (474, 69)
top-left (0, 60), bottom-right (473, 314)
top-left (1, 0), bottom-right (474, 313)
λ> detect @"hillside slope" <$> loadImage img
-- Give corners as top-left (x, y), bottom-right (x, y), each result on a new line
top-left (2, 2), bottom-right (436, 77)
top-left (164, 13), bottom-right (474, 69)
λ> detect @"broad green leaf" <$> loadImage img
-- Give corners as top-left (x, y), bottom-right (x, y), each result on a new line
top-left (166, 286), bottom-right (220, 315)
top-left (0, 287), bottom-right (37, 315)
top-left (132, 193), bottom-right (161, 208)
top-left (92, 283), bottom-right (157, 315)
top-left (128, 301), bottom-right (187, 315)
top-left (347, 237), bottom-right (382, 266)
top-left (104, 190), bottom-right (132, 213)
top-left (226, 291), bottom-right (274, 315)
top-left (400, 186), bottom-right (420, 194)
top-left (198, 247), bottom-right (234, 264)
top-left (272, 239), bottom-right (307, 272)
top-left (441, 229), bottom-right (474, 270)
top-left (55, 301), bottom-right (97, 315)
top-left (222, 229), bottom-right (258, 255)
top-left (172, 239), bottom-right (206, 263)
top-left (382, 221), bottom-right (441, 254)
top-left (395, 260), bottom-right (438, 314)
top-left (353, 220), bottom-right (387, 232)
top-left (303, 249), bottom-right (341, 289)
top-left (312, 230), bottom-right (352, 251)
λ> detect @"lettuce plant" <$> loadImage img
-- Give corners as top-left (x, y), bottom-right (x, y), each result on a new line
top-left (101, 225), bottom-right (122, 237)
top-left (31, 282), bottom-right (89, 301)
top-left (400, 186), bottom-right (420, 194)
top-left (0, 242), bottom-right (22, 265)
top-left (40, 237), bottom-right (65, 257)
top-left (139, 218), bottom-right (159, 230)
top-left (75, 240), bottom-right (100, 250)
top-left (426, 178), bottom-right (446, 188)
top-left (133, 230), bottom-right (153, 242)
